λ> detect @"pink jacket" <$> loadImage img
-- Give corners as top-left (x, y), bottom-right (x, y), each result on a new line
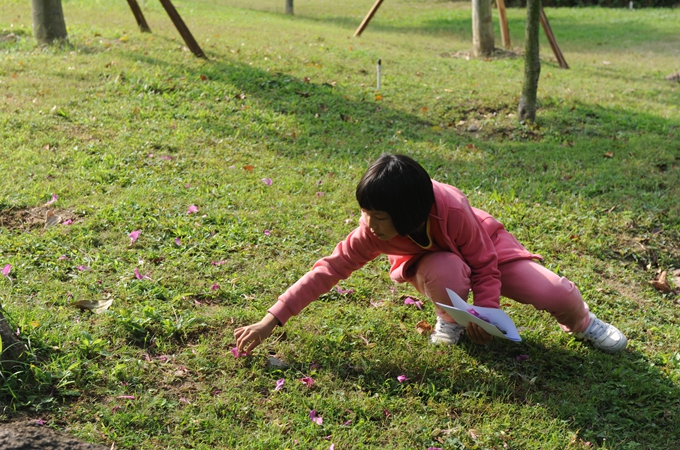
top-left (268, 180), bottom-right (540, 325)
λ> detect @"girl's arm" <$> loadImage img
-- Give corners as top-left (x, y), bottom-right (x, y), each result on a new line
top-left (233, 226), bottom-right (382, 352)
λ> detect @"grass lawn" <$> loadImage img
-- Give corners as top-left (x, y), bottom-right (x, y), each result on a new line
top-left (1, 0), bottom-right (679, 448)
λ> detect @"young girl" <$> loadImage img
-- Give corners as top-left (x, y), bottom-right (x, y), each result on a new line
top-left (235, 154), bottom-right (627, 354)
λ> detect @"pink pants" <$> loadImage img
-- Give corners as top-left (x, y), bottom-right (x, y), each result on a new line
top-left (411, 252), bottom-right (590, 333)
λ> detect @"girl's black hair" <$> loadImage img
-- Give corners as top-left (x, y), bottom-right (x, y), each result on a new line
top-left (355, 154), bottom-right (435, 236)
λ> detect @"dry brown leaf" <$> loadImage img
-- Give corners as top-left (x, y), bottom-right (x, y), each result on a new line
top-left (603, 152), bottom-right (614, 158)
top-left (72, 299), bottom-right (113, 314)
top-left (45, 210), bottom-right (61, 228)
top-left (649, 270), bottom-right (672, 293)
top-left (672, 269), bottom-right (680, 288)
top-left (416, 320), bottom-right (433, 336)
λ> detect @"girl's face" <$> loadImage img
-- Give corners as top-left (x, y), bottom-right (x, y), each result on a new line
top-left (361, 209), bottom-right (399, 241)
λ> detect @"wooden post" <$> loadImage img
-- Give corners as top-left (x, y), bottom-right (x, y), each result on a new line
top-left (158, 0), bottom-right (206, 58)
top-left (497, 0), bottom-right (511, 49)
top-left (354, 0), bottom-right (385, 37)
top-left (285, 0), bottom-right (294, 15)
top-left (126, 0), bottom-right (151, 33)
top-left (539, 7), bottom-right (568, 69)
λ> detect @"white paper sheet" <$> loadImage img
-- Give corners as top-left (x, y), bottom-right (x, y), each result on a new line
top-left (435, 288), bottom-right (522, 342)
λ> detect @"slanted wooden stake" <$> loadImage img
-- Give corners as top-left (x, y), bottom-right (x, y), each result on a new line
top-left (497, 0), bottom-right (511, 49)
top-left (158, 0), bottom-right (206, 58)
top-left (286, 0), bottom-right (294, 15)
top-left (126, 0), bottom-right (151, 33)
top-left (354, 0), bottom-right (385, 37)
top-left (539, 7), bottom-right (568, 69)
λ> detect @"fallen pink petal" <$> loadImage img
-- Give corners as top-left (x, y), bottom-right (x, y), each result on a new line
top-left (58, 255), bottom-right (70, 260)
top-left (316, 191), bottom-right (325, 197)
top-left (160, 155), bottom-right (174, 160)
top-left (397, 375), bottom-right (409, 383)
top-left (261, 177), bottom-right (273, 186)
top-left (299, 377), bottom-right (314, 388)
top-left (343, 420), bottom-right (352, 426)
top-left (35, 419), bottom-right (45, 426)
top-left (309, 410), bottom-right (323, 425)
top-left (187, 205), bottom-right (198, 214)
top-left (337, 286), bottom-right (354, 294)
top-left (231, 347), bottom-right (247, 358)
top-left (184, 183), bottom-right (191, 188)
top-left (77, 265), bottom-right (90, 271)
top-left (129, 230), bottom-right (141, 245)
top-left (2, 264), bottom-right (11, 278)
top-left (112, 405), bottom-right (120, 413)
top-left (264, 230), bottom-right (271, 236)
top-left (404, 297), bottom-right (423, 310)
top-left (174, 237), bottom-right (181, 246)
top-left (329, 444), bottom-right (334, 450)
top-left (516, 354), bottom-right (530, 362)
top-left (211, 260), bottom-right (227, 266)
top-left (274, 378), bottom-right (285, 391)
top-left (179, 397), bottom-right (191, 404)
top-left (62, 219), bottom-right (73, 225)
top-left (211, 283), bottom-right (220, 291)
top-left (383, 409), bottom-right (391, 417)
top-left (134, 268), bottom-right (152, 280)
top-left (427, 448), bottom-right (443, 450)
top-left (44, 193), bottom-right (57, 206)
top-left (117, 395), bottom-right (135, 400)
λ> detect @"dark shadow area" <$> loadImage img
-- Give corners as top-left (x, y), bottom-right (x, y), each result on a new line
top-left (289, 335), bottom-right (680, 447)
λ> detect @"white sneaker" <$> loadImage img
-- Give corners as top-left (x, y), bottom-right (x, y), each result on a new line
top-left (430, 317), bottom-right (466, 345)
top-left (574, 312), bottom-right (627, 353)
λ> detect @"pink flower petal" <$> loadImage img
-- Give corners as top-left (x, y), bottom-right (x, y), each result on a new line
top-left (2, 264), bottom-right (11, 277)
top-left (316, 191), bottom-right (325, 197)
top-left (427, 448), bottom-right (443, 450)
top-left (403, 297), bottom-right (423, 310)
top-left (134, 268), bottom-right (152, 280)
top-left (35, 419), bottom-right (45, 426)
top-left (211, 260), bottom-right (227, 266)
top-left (175, 237), bottom-right (181, 246)
top-left (516, 354), bottom-right (530, 362)
top-left (261, 177), bottom-right (273, 186)
top-left (211, 283), bottom-right (220, 291)
top-left (63, 219), bottom-right (73, 225)
top-left (117, 395), bottom-right (136, 400)
top-left (397, 375), bottom-right (409, 383)
top-left (263, 230), bottom-right (271, 236)
top-left (58, 255), bottom-right (70, 260)
top-left (179, 397), bottom-right (191, 404)
top-left (309, 410), bottom-right (323, 425)
top-left (77, 265), bottom-right (90, 271)
top-left (187, 205), bottom-right (198, 214)
top-left (329, 444), bottom-right (334, 450)
top-left (160, 155), bottom-right (174, 160)
top-left (274, 378), bottom-right (285, 391)
top-left (44, 193), bottom-right (57, 206)
top-left (337, 286), bottom-right (354, 294)
top-left (231, 347), bottom-right (247, 358)
top-left (184, 183), bottom-right (191, 188)
top-left (129, 230), bottom-right (141, 245)
top-left (299, 377), bottom-right (314, 388)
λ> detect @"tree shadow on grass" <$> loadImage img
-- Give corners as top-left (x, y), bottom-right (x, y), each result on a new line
top-left (325, 338), bottom-right (680, 448)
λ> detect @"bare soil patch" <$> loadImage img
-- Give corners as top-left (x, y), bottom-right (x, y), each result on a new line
top-left (0, 207), bottom-right (80, 231)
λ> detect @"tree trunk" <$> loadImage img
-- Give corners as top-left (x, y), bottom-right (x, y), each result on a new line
top-left (286, 0), bottom-right (294, 15)
top-left (31, 0), bottom-right (68, 45)
top-left (471, 0), bottom-right (494, 57)
top-left (0, 309), bottom-right (26, 370)
top-left (518, 0), bottom-right (541, 121)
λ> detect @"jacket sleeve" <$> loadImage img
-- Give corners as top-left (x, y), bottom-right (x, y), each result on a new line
top-left (268, 226), bottom-right (382, 325)
top-left (445, 198), bottom-right (502, 309)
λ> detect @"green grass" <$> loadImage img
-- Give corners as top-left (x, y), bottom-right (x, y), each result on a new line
top-left (1, 0), bottom-right (679, 448)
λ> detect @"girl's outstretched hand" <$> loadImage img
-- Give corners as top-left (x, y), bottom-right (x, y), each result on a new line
top-left (234, 313), bottom-right (280, 354)
top-left (466, 322), bottom-right (493, 345)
